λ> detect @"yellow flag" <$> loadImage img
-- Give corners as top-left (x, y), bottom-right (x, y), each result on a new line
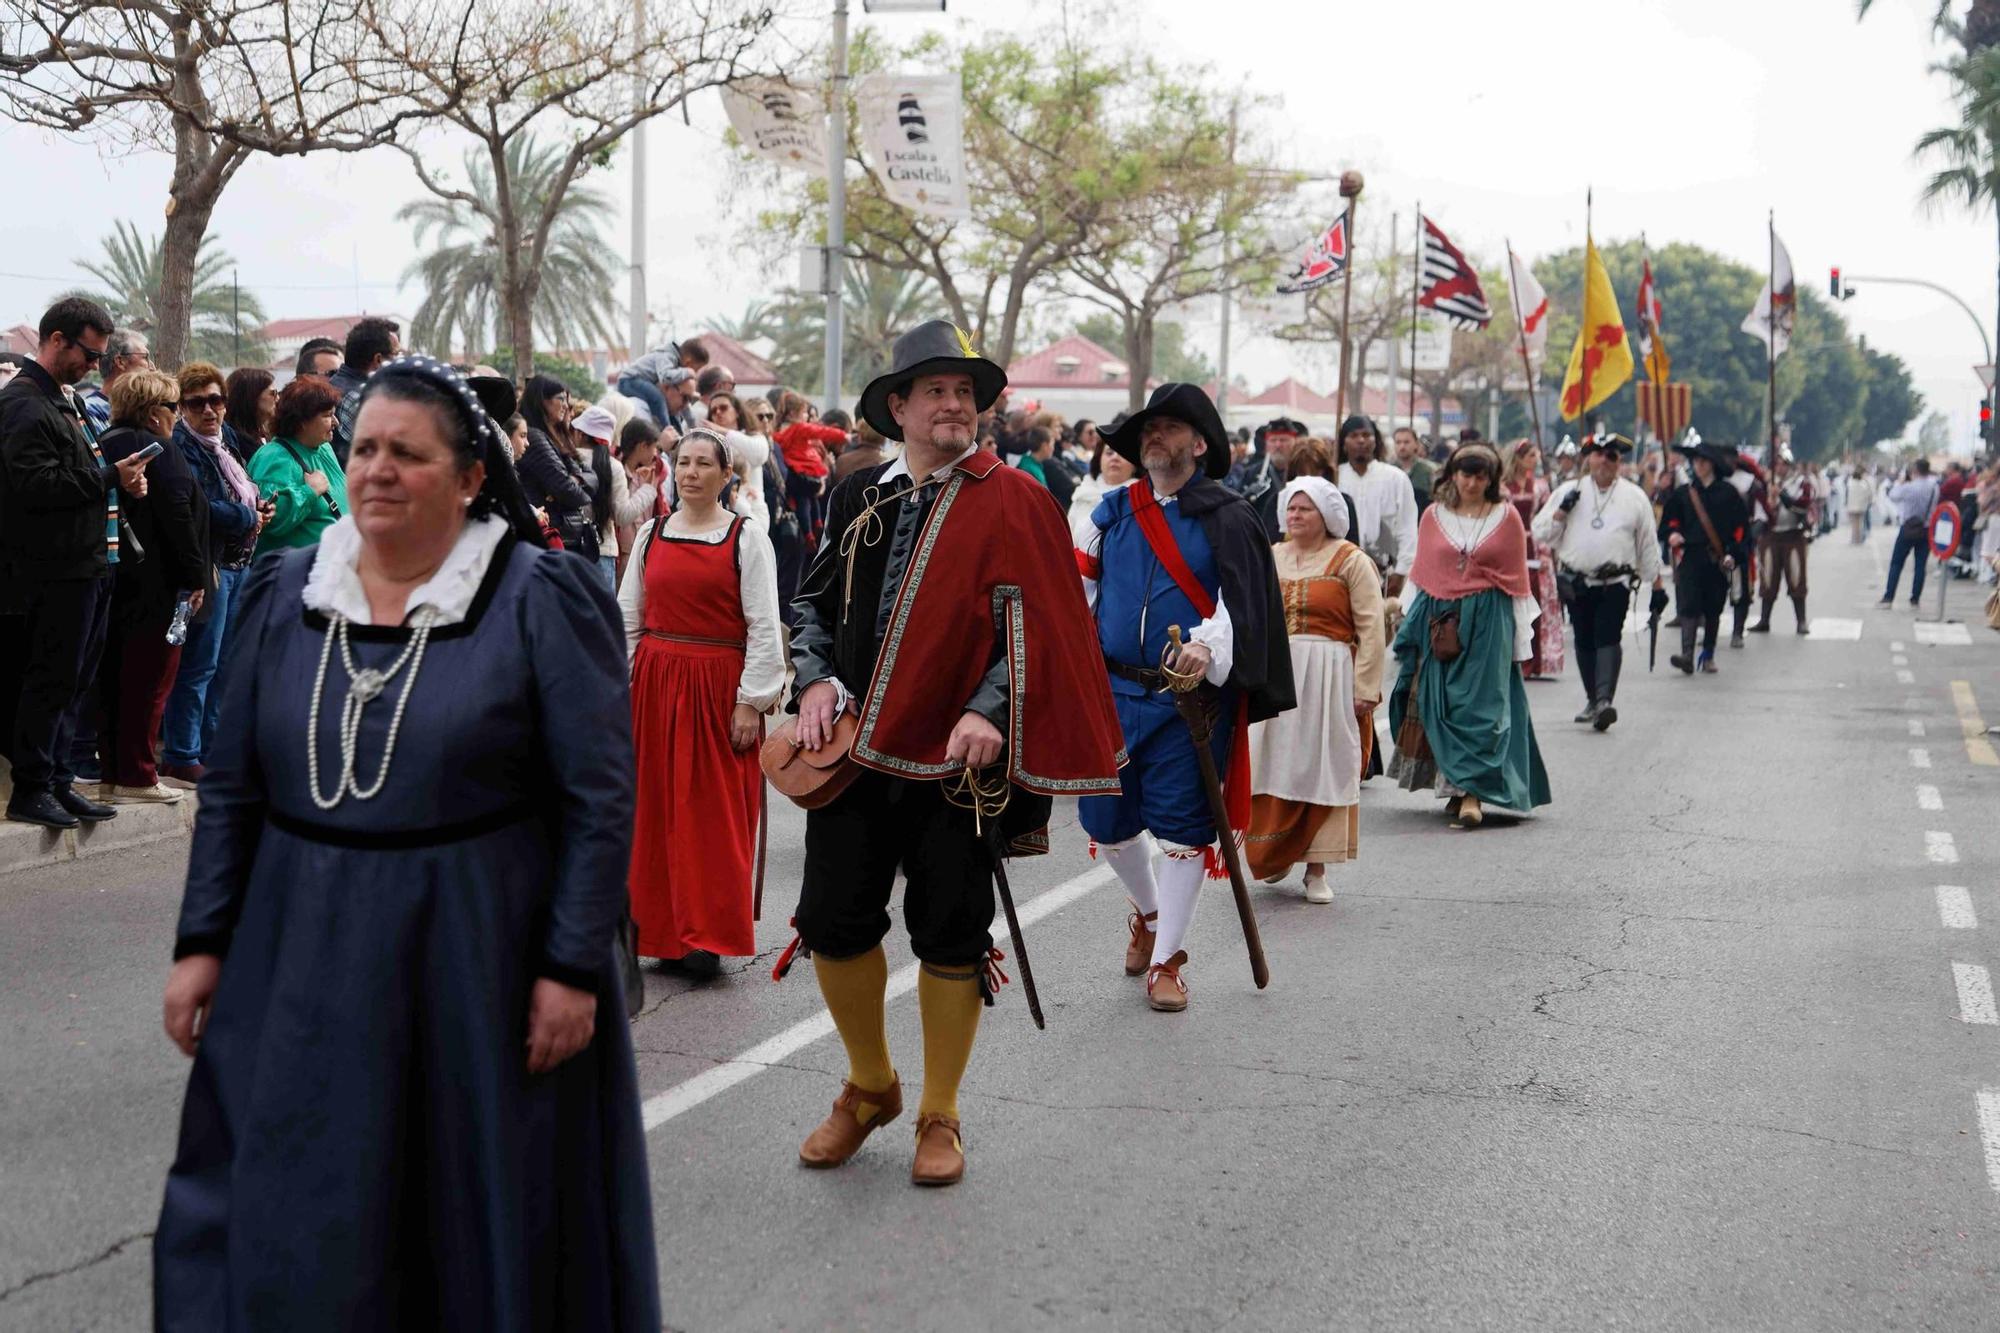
top-left (1558, 239), bottom-right (1634, 420)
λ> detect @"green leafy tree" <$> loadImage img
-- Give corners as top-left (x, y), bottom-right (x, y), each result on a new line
top-left (1857, 342), bottom-right (1925, 447)
top-left (1075, 313), bottom-right (1215, 384)
top-left (398, 136), bottom-right (621, 360)
top-left (1914, 42), bottom-right (2000, 456)
top-left (483, 351), bottom-right (604, 403)
top-left (1919, 409), bottom-right (1953, 456)
top-left (743, 12), bottom-right (1182, 376)
top-left (74, 221), bottom-right (269, 368)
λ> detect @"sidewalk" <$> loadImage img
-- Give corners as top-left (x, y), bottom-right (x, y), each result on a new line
top-left (0, 761), bottom-right (198, 878)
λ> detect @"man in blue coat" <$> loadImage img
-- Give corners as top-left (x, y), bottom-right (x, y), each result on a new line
top-left (1076, 383), bottom-right (1293, 1012)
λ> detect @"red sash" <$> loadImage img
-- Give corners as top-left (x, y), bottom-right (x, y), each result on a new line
top-left (1127, 480), bottom-right (1251, 855)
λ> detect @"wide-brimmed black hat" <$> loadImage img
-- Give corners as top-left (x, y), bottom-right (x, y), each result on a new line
top-left (858, 320), bottom-right (1007, 441)
top-left (1104, 382), bottom-right (1231, 479)
top-left (1689, 439), bottom-right (1736, 476)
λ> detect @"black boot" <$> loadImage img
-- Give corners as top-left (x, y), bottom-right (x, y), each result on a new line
top-left (53, 785), bottom-right (116, 822)
top-left (6, 789), bottom-right (78, 830)
top-left (1573, 647), bottom-right (1599, 722)
top-left (1750, 598), bottom-right (1774, 632)
top-left (1670, 622), bottom-right (1698, 675)
top-left (1793, 596), bottom-right (1810, 634)
top-left (1593, 645), bottom-right (1622, 731)
top-left (1729, 602), bottom-right (1748, 648)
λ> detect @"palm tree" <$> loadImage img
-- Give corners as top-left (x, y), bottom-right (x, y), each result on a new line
top-left (705, 262), bottom-right (939, 396)
top-left (398, 136), bottom-right (621, 360)
top-left (1859, 1), bottom-right (2000, 55)
top-left (74, 221), bottom-right (270, 368)
top-left (1915, 44), bottom-right (2000, 454)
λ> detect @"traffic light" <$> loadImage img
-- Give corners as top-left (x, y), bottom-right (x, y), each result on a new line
top-left (1830, 267), bottom-right (1845, 299)
top-left (1982, 400), bottom-right (1993, 432)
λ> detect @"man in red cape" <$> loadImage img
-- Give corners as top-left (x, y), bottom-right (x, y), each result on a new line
top-left (787, 320), bottom-right (1123, 1187)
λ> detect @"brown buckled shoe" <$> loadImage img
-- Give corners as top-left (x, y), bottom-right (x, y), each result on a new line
top-left (1145, 950), bottom-right (1189, 1012)
top-left (799, 1078), bottom-right (903, 1169)
top-left (1124, 905), bottom-right (1159, 977)
top-left (911, 1112), bottom-right (965, 1187)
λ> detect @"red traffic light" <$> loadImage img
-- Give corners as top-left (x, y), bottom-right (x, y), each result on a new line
top-left (1829, 267), bottom-right (1842, 298)
top-left (1982, 401), bottom-right (1993, 426)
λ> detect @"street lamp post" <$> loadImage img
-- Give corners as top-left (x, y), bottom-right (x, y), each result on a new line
top-left (1838, 272), bottom-right (1993, 455)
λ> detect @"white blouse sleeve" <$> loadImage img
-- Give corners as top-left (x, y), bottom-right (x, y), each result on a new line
top-left (618, 520), bottom-right (654, 667)
top-left (1511, 593), bottom-right (1540, 663)
top-left (736, 522), bottom-right (787, 711)
top-left (1188, 590), bottom-right (1235, 685)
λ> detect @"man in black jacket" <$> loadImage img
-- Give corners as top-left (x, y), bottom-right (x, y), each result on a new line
top-left (0, 297), bottom-right (156, 828)
top-left (329, 317), bottom-right (401, 466)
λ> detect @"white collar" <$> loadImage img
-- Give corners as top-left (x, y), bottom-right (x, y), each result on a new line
top-left (880, 443), bottom-right (976, 485)
top-left (303, 515), bottom-right (509, 627)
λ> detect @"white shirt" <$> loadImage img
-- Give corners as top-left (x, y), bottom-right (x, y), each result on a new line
top-left (302, 514), bottom-right (509, 627)
top-left (1338, 461), bottom-right (1420, 575)
top-left (879, 442), bottom-right (977, 485)
top-left (1531, 476), bottom-right (1663, 585)
top-left (616, 514), bottom-right (787, 711)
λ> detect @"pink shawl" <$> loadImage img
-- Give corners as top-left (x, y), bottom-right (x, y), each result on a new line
top-left (1409, 504), bottom-right (1532, 600)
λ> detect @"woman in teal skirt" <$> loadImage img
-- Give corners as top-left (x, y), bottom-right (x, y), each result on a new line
top-left (1387, 442), bottom-right (1551, 828)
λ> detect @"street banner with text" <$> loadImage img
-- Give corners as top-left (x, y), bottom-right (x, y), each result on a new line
top-left (856, 74), bottom-right (971, 221)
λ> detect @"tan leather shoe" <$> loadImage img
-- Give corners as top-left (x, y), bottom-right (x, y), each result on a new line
top-left (798, 1078), bottom-right (902, 1169)
top-left (911, 1112), bottom-right (964, 1187)
top-left (1455, 796), bottom-right (1484, 828)
top-left (1146, 950), bottom-right (1189, 1012)
top-left (1124, 905), bottom-right (1158, 977)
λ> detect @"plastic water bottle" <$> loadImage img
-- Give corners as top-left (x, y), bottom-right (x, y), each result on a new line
top-left (166, 593), bottom-right (194, 646)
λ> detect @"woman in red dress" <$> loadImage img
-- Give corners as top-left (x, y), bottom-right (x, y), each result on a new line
top-left (619, 428), bottom-right (785, 977)
top-left (1502, 438), bottom-right (1564, 679)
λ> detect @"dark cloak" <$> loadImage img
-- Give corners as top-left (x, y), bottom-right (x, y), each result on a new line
top-left (1168, 474), bottom-right (1297, 723)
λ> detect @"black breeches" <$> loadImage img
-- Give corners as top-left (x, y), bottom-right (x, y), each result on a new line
top-left (797, 770), bottom-right (995, 967)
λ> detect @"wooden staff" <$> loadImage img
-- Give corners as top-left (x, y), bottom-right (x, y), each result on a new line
top-left (1506, 238), bottom-right (1544, 447)
top-left (1336, 170), bottom-right (1364, 423)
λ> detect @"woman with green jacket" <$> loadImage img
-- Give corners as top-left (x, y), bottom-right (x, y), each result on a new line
top-left (249, 375), bottom-right (348, 554)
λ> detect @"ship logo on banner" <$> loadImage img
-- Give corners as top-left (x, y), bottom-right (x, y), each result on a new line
top-left (1277, 215), bottom-right (1349, 294)
top-left (857, 73), bottom-right (971, 220)
top-left (721, 77), bottom-right (826, 173)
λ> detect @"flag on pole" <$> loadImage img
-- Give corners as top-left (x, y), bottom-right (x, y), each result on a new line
top-left (1634, 251), bottom-right (1670, 385)
top-left (1504, 246), bottom-right (1549, 372)
top-left (1741, 232), bottom-right (1795, 357)
top-left (1415, 215), bottom-right (1492, 328)
top-left (855, 74), bottom-right (971, 220)
top-left (1276, 214), bottom-right (1348, 294)
top-left (1558, 238), bottom-right (1634, 420)
top-left (720, 77), bottom-right (827, 174)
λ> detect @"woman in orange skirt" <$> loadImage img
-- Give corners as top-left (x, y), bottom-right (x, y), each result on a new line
top-left (618, 428), bottom-right (785, 977)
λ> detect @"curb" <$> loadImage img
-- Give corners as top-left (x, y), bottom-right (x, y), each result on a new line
top-left (0, 792), bottom-right (198, 878)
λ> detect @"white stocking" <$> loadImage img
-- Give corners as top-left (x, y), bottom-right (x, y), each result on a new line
top-left (1098, 834), bottom-right (1159, 917)
top-left (1152, 844), bottom-right (1208, 966)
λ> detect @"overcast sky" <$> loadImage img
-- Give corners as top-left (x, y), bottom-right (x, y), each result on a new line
top-left (2, 0), bottom-right (1988, 446)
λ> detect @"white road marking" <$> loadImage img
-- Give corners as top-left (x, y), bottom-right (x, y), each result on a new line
top-left (1891, 640), bottom-right (1907, 652)
top-left (1957, 963), bottom-right (1999, 1025)
top-left (1807, 617), bottom-right (1862, 641)
top-left (1978, 1091), bottom-right (2000, 1195)
top-left (1893, 655), bottom-right (1910, 666)
top-left (1911, 748), bottom-right (1933, 769)
top-left (1917, 784), bottom-right (1943, 811)
top-left (1917, 621), bottom-right (1973, 647)
top-left (1910, 719), bottom-right (1927, 738)
top-left (640, 865), bottom-right (1118, 1132)
top-left (1938, 886), bottom-right (1978, 930)
top-left (1927, 830), bottom-right (1960, 864)
top-left (1897, 669), bottom-right (1917, 685)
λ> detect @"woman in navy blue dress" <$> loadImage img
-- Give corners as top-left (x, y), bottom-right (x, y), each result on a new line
top-left (153, 358), bottom-right (659, 1331)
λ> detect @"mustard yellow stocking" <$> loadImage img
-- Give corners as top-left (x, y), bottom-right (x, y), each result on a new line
top-left (813, 947), bottom-right (895, 1110)
top-left (916, 963), bottom-right (983, 1120)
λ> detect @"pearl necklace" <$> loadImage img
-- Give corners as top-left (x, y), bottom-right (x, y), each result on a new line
top-left (306, 606), bottom-right (440, 810)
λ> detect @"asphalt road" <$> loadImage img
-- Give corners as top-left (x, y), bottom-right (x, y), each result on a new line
top-left (4, 531), bottom-right (1999, 1331)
